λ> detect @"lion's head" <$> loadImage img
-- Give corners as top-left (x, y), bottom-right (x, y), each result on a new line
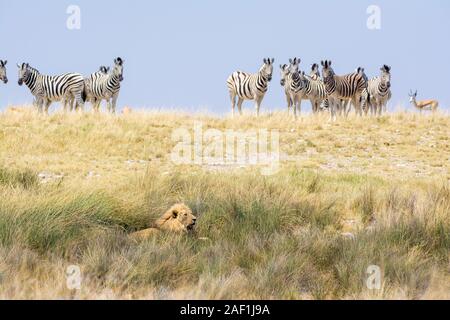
top-left (155, 203), bottom-right (197, 233)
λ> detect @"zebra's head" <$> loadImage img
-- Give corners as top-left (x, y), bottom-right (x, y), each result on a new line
top-left (409, 90), bottom-right (418, 103)
top-left (380, 65), bottom-right (391, 88)
top-left (113, 57), bottom-right (124, 82)
top-left (279, 64), bottom-right (290, 86)
top-left (17, 63), bottom-right (31, 86)
top-left (321, 60), bottom-right (334, 80)
top-left (288, 58), bottom-right (300, 74)
top-left (261, 58), bottom-right (274, 82)
top-left (310, 63), bottom-right (320, 79)
top-left (0, 60), bottom-right (7, 84)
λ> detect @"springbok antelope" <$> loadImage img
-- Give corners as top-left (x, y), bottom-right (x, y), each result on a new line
top-left (409, 90), bottom-right (438, 113)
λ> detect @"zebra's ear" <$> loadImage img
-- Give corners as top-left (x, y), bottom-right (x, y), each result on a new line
top-left (263, 58), bottom-right (267, 64)
top-left (289, 58), bottom-right (293, 64)
top-left (270, 58), bottom-right (274, 64)
top-left (17, 63), bottom-right (21, 69)
top-left (320, 61), bottom-right (325, 67)
top-left (3, 60), bottom-right (7, 66)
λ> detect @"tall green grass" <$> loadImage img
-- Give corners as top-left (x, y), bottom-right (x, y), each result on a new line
top-left (0, 168), bottom-right (448, 299)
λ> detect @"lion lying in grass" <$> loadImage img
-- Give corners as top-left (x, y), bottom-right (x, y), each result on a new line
top-left (130, 203), bottom-right (197, 241)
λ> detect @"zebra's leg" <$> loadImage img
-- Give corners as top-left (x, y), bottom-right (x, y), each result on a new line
top-left (328, 98), bottom-right (335, 122)
top-left (310, 99), bottom-right (315, 114)
top-left (254, 95), bottom-right (263, 117)
top-left (73, 91), bottom-right (85, 113)
top-left (44, 99), bottom-right (51, 115)
top-left (292, 95), bottom-right (298, 119)
top-left (230, 94), bottom-right (235, 117)
top-left (106, 99), bottom-right (112, 113)
top-left (62, 97), bottom-right (68, 113)
top-left (345, 100), bottom-right (352, 117)
top-left (378, 102), bottom-right (383, 117)
top-left (237, 98), bottom-right (244, 116)
top-left (230, 92), bottom-right (236, 117)
top-left (93, 98), bottom-right (100, 113)
top-left (353, 97), bottom-right (361, 117)
top-left (111, 96), bottom-right (118, 114)
top-left (285, 93), bottom-right (291, 115)
top-left (298, 98), bottom-right (303, 118)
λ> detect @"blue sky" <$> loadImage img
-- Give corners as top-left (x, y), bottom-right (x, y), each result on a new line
top-left (0, 0), bottom-right (449, 113)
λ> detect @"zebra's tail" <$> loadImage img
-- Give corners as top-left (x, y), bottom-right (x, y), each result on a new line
top-left (81, 86), bottom-right (87, 103)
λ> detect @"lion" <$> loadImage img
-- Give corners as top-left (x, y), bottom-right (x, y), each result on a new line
top-left (130, 203), bottom-right (197, 241)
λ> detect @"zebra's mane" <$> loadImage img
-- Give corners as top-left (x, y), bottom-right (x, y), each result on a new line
top-left (26, 65), bottom-right (40, 74)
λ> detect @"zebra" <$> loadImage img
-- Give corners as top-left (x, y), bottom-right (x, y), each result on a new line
top-left (342, 67), bottom-right (370, 116)
top-left (17, 63), bottom-right (85, 114)
top-left (321, 60), bottom-right (368, 117)
top-left (227, 58), bottom-right (274, 117)
top-left (298, 70), bottom-right (328, 114)
top-left (65, 65), bottom-right (110, 112)
top-left (279, 58), bottom-right (304, 117)
top-left (280, 63), bottom-right (292, 112)
top-left (367, 65), bottom-right (391, 116)
top-left (88, 57), bottom-right (124, 114)
top-left (0, 60), bottom-right (8, 84)
top-left (308, 63), bottom-right (333, 112)
top-left (81, 65), bottom-right (110, 112)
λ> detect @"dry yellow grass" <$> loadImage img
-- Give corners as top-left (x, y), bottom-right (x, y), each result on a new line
top-left (0, 107), bottom-right (448, 299)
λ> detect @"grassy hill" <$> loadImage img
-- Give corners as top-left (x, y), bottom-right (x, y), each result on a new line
top-left (0, 107), bottom-right (448, 299)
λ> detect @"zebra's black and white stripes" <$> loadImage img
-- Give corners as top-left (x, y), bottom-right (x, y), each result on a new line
top-left (83, 65), bottom-right (111, 112)
top-left (0, 60), bottom-right (8, 84)
top-left (86, 57), bottom-right (124, 114)
top-left (298, 71), bottom-right (328, 114)
top-left (279, 58), bottom-right (304, 117)
top-left (367, 65), bottom-right (391, 116)
top-left (321, 60), bottom-right (368, 117)
top-left (17, 63), bottom-right (85, 114)
top-left (227, 58), bottom-right (274, 117)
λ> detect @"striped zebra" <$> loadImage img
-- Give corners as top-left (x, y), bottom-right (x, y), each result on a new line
top-left (87, 57), bottom-right (124, 114)
top-left (0, 60), bottom-right (8, 84)
top-left (279, 58), bottom-right (304, 117)
top-left (321, 60), bottom-right (368, 117)
top-left (82, 65), bottom-right (110, 112)
top-left (227, 58), bottom-right (274, 117)
top-left (17, 63), bottom-right (85, 114)
top-left (309, 63), bottom-right (333, 112)
top-left (367, 65), bottom-right (391, 116)
top-left (280, 63), bottom-right (292, 112)
top-left (298, 70), bottom-right (328, 114)
top-left (65, 66), bottom-right (110, 112)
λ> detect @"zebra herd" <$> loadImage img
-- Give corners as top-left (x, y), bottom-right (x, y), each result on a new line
top-left (0, 57), bottom-right (124, 114)
top-left (1, 56), bottom-right (439, 117)
top-left (227, 58), bottom-right (392, 120)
